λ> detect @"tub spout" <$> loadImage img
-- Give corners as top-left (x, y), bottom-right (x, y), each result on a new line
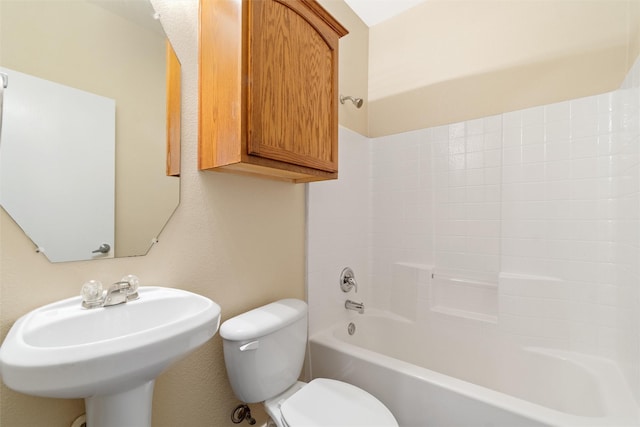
top-left (345, 300), bottom-right (364, 314)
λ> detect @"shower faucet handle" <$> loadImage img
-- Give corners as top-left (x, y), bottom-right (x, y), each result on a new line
top-left (340, 267), bottom-right (358, 293)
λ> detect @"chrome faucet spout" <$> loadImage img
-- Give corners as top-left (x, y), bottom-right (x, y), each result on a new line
top-left (103, 280), bottom-right (138, 307)
top-left (345, 299), bottom-right (364, 314)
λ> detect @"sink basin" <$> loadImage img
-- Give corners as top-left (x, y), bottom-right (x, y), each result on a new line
top-left (0, 286), bottom-right (221, 427)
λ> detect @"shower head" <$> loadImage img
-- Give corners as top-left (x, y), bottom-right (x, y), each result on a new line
top-left (339, 94), bottom-right (363, 109)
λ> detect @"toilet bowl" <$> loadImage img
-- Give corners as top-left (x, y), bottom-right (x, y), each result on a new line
top-left (220, 299), bottom-right (398, 427)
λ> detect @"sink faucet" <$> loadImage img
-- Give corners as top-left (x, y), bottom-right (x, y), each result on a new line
top-left (103, 280), bottom-right (139, 307)
top-left (345, 299), bottom-right (364, 314)
top-left (81, 275), bottom-right (140, 309)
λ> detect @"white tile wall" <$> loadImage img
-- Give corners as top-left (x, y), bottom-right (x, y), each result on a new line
top-left (308, 57), bottom-right (640, 400)
top-left (370, 128), bottom-right (434, 309)
top-left (307, 127), bottom-right (371, 335)
top-left (425, 115), bottom-right (504, 282)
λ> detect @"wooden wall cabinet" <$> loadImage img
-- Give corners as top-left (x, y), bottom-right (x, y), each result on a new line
top-left (198, 0), bottom-right (347, 183)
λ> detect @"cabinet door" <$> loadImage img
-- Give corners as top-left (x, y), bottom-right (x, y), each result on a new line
top-left (247, 0), bottom-right (339, 173)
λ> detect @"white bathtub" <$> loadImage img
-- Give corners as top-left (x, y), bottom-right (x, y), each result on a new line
top-left (309, 312), bottom-right (639, 427)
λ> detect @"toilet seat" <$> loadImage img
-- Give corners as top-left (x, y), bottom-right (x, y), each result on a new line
top-left (279, 378), bottom-right (398, 427)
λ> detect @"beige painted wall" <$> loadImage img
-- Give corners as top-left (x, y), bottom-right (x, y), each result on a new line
top-left (368, 0), bottom-right (640, 136)
top-left (0, 1), bottom-right (305, 426)
top-left (304, 1), bottom-right (640, 138)
top-left (318, 0), bottom-right (369, 136)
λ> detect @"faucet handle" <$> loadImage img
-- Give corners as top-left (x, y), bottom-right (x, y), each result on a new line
top-left (120, 274), bottom-right (140, 300)
top-left (81, 280), bottom-right (104, 309)
top-left (340, 267), bottom-right (358, 293)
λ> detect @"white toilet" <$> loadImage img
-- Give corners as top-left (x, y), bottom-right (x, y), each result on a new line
top-left (220, 299), bottom-right (398, 427)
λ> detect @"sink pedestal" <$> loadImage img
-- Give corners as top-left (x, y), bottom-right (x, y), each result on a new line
top-left (85, 381), bottom-right (155, 427)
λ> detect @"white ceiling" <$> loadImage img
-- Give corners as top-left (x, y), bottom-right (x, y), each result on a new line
top-left (344, 0), bottom-right (428, 27)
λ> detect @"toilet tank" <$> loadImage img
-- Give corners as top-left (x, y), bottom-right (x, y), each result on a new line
top-left (220, 299), bottom-right (308, 403)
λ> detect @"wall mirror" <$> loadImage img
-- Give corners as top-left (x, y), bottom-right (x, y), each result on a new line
top-left (0, 0), bottom-right (180, 263)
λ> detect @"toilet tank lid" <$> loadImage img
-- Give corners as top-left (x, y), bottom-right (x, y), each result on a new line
top-left (220, 299), bottom-right (308, 342)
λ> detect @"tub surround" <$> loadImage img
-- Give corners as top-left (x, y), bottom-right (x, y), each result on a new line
top-left (308, 54), bottom-right (640, 409)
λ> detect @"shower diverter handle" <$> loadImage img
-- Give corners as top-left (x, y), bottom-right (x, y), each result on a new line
top-left (340, 267), bottom-right (358, 293)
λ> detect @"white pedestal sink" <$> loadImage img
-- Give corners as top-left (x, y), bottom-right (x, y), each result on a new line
top-left (0, 286), bottom-right (221, 427)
